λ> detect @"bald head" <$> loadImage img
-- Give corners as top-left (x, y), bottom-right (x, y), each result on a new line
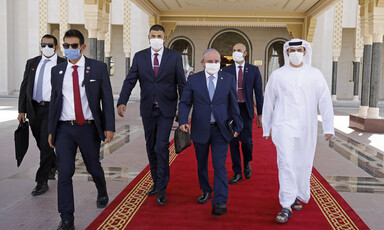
top-left (233, 43), bottom-right (247, 53)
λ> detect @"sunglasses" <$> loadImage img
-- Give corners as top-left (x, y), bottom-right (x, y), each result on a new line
top-left (41, 43), bottom-right (55, 48)
top-left (63, 43), bottom-right (81, 49)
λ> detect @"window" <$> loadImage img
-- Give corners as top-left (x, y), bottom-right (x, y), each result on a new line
top-left (169, 38), bottom-right (193, 72)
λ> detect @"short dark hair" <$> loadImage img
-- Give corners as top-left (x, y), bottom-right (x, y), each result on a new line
top-left (41, 34), bottom-right (58, 45)
top-left (149, 24), bottom-right (165, 34)
top-left (63, 29), bottom-right (85, 45)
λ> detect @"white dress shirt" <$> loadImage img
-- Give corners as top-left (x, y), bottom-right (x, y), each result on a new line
top-left (205, 70), bottom-right (218, 89)
top-left (59, 55), bottom-right (94, 121)
top-left (32, 53), bottom-right (58, 102)
top-left (151, 47), bottom-right (164, 68)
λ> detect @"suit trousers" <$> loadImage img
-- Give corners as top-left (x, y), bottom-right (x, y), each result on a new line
top-left (229, 103), bottom-right (253, 174)
top-left (30, 102), bottom-right (56, 183)
top-left (55, 122), bottom-right (106, 222)
top-left (141, 107), bottom-right (174, 191)
top-left (193, 126), bottom-right (229, 206)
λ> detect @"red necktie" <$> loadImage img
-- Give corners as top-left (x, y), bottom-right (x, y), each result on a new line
top-left (153, 53), bottom-right (159, 103)
top-left (154, 53), bottom-right (159, 77)
top-left (238, 66), bottom-right (244, 102)
top-left (72, 65), bottom-right (85, 125)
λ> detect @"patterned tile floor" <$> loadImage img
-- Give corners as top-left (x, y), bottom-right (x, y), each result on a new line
top-left (0, 97), bottom-right (383, 230)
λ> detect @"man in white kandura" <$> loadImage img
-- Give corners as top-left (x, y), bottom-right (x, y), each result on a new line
top-left (262, 38), bottom-right (335, 224)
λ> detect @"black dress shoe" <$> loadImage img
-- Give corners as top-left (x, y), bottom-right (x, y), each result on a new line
top-left (31, 182), bottom-right (49, 196)
top-left (197, 191), bottom-right (212, 204)
top-left (211, 204), bottom-right (227, 216)
top-left (228, 174), bottom-right (242, 184)
top-left (157, 189), bottom-right (167, 205)
top-left (147, 184), bottom-right (157, 196)
top-left (244, 162), bottom-right (252, 179)
top-left (57, 220), bottom-right (74, 230)
top-left (97, 192), bottom-right (109, 208)
top-left (48, 168), bottom-right (56, 180)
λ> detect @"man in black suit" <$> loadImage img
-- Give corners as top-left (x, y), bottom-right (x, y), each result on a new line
top-left (117, 24), bottom-right (186, 205)
top-left (222, 43), bottom-right (264, 184)
top-left (48, 29), bottom-right (115, 230)
top-left (18, 34), bottom-right (66, 196)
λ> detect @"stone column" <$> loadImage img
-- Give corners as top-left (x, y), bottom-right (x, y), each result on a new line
top-left (359, 38), bottom-right (372, 117)
top-left (367, 34), bottom-right (382, 118)
top-left (83, 1), bottom-right (102, 60)
top-left (39, 0), bottom-right (48, 39)
top-left (331, 0), bottom-right (343, 101)
top-left (105, 19), bottom-right (112, 75)
top-left (59, 0), bottom-right (69, 53)
top-left (353, 6), bottom-right (364, 102)
top-left (352, 61), bottom-right (360, 101)
top-left (123, 0), bottom-right (131, 75)
top-left (357, 1), bottom-right (371, 117)
top-left (96, 0), bottom-right (110, 63)
top-left (331, 59), bottom-right (338, 100)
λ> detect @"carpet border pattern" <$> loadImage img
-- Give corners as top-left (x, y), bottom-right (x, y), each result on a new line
top-left (311, 171), bottom-right (359, 230)
top-left (95, 144), bottom-right (177, 230)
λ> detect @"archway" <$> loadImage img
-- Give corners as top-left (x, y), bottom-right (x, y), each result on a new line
top-left (208, 29), bottom-right (252, 68)
top-left (168, 36), bottom-right (195, 73)
top-left (264, 38), bottom-right (287, 88)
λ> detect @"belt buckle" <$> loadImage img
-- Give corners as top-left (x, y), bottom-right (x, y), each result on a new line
top-left (70, 120), bottom-right (75, 125)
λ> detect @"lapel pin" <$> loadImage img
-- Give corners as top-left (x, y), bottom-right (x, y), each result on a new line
top-left (221, 77), bottom-right (223, 80)
top-left (59, 70), bottom-right (63, 74)
top-left (32, 68), bottom-right (35, 71)
top-left (87, 66), bottom-right (90, 70)
top-left (86, 70), bottom-right (89, 73)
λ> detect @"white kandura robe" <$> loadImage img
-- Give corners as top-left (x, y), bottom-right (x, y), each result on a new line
top-left (262, 64), bottom-right (335, 208)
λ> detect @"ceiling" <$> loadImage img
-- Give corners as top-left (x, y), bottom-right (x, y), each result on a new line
top-left (146, 0), bottom-right (320, 14)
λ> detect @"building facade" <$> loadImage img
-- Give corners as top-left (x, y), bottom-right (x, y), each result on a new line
top-left (1, 0), bottom-right (383, 116)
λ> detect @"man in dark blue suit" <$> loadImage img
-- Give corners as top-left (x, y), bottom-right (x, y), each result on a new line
top-left (48, 29), bottom-right (115, 230)
top-left (222, 43), bottom-right (264, 184)
top-left (117, 25), bottom-right (186, 205)
top-left (179, 49), bottom-right (243, 216)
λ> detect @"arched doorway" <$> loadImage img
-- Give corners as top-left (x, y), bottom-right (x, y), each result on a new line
top-left (168, 36), bottom-right (195, 74)
top-left (264, 38), bottom-right (287, 88)
top-left (208, 29), bottom-right (252, 68)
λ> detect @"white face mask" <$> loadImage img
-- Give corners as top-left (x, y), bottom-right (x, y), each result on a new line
top-left (150, 38), bottom-right (164, 51)
top-left (232, 51), bottom-right (244, 63)
top-left (42, 46), bottom-right (55, 57)
top-left (205, 63), bottom-right (221, 75)
top-left (289, 51), bottom-right (304, 66)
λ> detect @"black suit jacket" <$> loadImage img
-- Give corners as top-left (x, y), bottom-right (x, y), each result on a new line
top-left (117, 47), bottom-right (186, 118)
top-left (48, 57), bottom-right (115, 143)
top-left (18, 55), bottom-right (66, 120)
top-left (222, 62), bottom-right (264, 118)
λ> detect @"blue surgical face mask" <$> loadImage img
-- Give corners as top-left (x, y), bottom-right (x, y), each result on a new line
top-left (64, 48), bottom-right (81, 60)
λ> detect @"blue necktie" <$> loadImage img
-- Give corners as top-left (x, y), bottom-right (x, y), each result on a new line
top-left (35, 59), bottom-right (50, 103)
top-left (208, 75), bottom-right (215, 122)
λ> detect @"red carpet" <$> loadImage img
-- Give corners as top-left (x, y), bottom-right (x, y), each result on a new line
top-left (87, 123), bottom-right (369, 230)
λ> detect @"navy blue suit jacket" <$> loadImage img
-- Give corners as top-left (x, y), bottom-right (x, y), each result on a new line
top-left (117, 47), bottom-right (186, 118)
top-left (222, 62), bottom-right (264, 118)
top-left (18, 55), bottom-right (66, 120)
top-left (179, 71), bottom-right (243, 143)
top-left (48, 57), bottom-right (115, 143)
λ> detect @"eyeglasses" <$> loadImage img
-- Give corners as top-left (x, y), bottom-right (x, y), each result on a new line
top-left (63, 43), bottom-right (80, 49)
top-left (41, 43), bottom-right (55, 48)
top-left (287, 48), bottom-right (304, 53)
